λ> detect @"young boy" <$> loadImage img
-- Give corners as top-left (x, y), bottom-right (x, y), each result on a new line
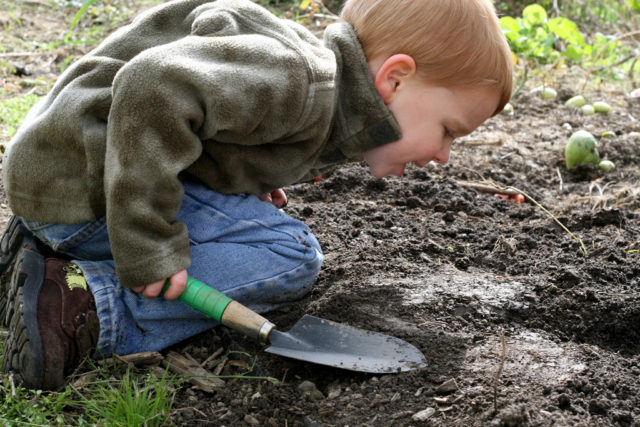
top-left (0, 0), bottom-right (512, 390)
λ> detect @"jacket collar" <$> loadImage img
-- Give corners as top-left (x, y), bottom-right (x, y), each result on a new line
top-left (320, 22), bottom-right (402, 164)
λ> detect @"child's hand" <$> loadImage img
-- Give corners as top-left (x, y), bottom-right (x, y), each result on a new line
top-left (259, 188), bottom-right (288, 208)
top-left (132, 269), bottom-right (187, 300)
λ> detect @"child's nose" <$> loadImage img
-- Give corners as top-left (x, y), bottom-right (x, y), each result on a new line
top-left (433, 145), bottom-right (451, 164)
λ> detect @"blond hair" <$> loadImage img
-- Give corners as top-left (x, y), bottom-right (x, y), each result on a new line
top-left (341, 0), bottom-right (513, 115)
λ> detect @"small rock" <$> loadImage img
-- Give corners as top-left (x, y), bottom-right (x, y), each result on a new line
top-left (298, 380), bottom-right (324, 401)
top-left (327, 385), bottom-right (341, 400)
top-left (243, 414), bottom-right (260, 426)
top-left (308, 389), bottom-right (324, 401)
top-left (501, 102), bottom-right (514, 116)
top-left (412, 408), bottom-right (436, 421)
top-left (298, 380), bottom-right (319, 393)
top-left (435, 378), bottom-right (459, 394)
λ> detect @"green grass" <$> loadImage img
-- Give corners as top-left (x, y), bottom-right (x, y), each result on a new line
top-left (76, 368), bottom-right (178, 426)
top-left (0, 93), bottom-right (42, 143)
top-left (0, 365), bottom-right (180, 426)
top-left (0, 382), bottom-right (78, 426)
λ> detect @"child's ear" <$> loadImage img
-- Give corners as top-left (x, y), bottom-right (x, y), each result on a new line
top-left (373, 54), bottom-right (417, 104)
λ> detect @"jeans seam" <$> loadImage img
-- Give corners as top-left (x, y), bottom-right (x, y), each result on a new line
top-left (224, 247), bottom-right (323, 294)
top-left (183, 192), bottom-right (303, 243)
top-left (56, 218), bottom-right (107, 253)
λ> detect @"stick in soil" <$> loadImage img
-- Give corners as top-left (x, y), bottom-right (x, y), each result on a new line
top-left (507, 186), bottom-right (588, 256)
top-left (459, 179), bottom-right (588, 256)
top-left (493, 330), bottom-right (506, 414)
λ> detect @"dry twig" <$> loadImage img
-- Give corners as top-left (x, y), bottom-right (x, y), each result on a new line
top-left (507, 186), bottom-right (589, 256)
top-left (201, 347), bottom-right (225, 368)
top-left (458, 179), bottom-right (589, 256)
top-left (493, 330), bottom-right (506, 413)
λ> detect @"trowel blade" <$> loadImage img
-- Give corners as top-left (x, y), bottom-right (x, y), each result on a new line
top-left (265, 315), bottom-right (427, 374)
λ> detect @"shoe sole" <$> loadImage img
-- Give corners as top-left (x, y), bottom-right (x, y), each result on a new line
top-left (0, 216), bottom-right (27, 327)
top-left (2, 243), bottom-right (46, 389)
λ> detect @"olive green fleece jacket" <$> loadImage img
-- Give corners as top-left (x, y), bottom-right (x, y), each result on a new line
top-left (3, 0), bottom-right (401, 288)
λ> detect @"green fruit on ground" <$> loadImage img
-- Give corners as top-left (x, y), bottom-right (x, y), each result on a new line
top-left (593, 101), bottom-right (611, 113)
top-left (598, 160), bottom-right (616, 171)
top-left (565, 130), bottom-right (600, 169)
top-left (565, 95), bottom-right (586, 108)
top-left (532, 86), bottom-right (557, 100)
top-left (582, 104), bottom-right (595, 115)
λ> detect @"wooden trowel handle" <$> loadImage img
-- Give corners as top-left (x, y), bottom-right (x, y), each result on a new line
top-left (164, 277), bottom-right (275, 343)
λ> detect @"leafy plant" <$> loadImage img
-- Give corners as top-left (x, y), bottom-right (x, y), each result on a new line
top-left (63, 0), bottom-right (101, 43)
top-left (500, 4), bottom-right (588, 64)
top-left (0, 381), bottom-right (79, 425)
top-left (501, 3), bottom-right (639, 81)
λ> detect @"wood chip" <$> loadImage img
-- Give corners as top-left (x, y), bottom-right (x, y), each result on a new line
top-left (227, 359), bottom-right (250, 369)
top-left (115, 351), bottom-right (164, 366)
top-left (201, 347), bottom-right (225, 367)
top-left (163, 351), bottom-right (225, 393)
top-left (435, 378), bottom-right (459, 394)
top-left (457, 180), bottom-right (519, 196)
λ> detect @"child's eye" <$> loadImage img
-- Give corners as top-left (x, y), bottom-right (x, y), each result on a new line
top-left (443, 127), bottom-right (453, 138)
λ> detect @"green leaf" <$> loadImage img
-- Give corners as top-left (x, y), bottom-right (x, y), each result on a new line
top-left (548, 17), bottom-right (586, 46)
top-left (564, 44), bottom-right (584, 61)
top-left (522, 4), bottom-right (548, 27)
top-left (500, 16), bottom-right (522, 41)
top-left (627, 0), bottom-right (640, 12)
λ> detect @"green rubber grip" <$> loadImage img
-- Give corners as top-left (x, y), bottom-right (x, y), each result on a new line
top-left (164, 277), bottom-right (233, 322)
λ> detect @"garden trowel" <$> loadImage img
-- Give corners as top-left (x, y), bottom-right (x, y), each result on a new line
top-left (170, 277), bottom-right (427, 374)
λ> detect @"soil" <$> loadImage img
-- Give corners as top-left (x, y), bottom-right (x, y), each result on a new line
top-left (162, 89), bottom-right (640, 426)
top-left (1, 1), bottom-right (640, 426)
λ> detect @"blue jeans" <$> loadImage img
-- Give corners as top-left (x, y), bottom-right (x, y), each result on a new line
top-left (20, 180), bottom-right (323, 356)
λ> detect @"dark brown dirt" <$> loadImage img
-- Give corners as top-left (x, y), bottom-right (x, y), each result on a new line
top-left (164, 89), bottom-right (640, 426)
top-left (1, 1), bottom-right (639, 426)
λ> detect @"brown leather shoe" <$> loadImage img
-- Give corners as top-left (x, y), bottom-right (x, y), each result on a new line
top-left (0, 216), bottom-right (29, 327)
top-left (2, 252), bottom-right (99, 390)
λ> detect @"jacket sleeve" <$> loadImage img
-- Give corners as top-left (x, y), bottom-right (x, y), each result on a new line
top-left (104, 31), bottom-right (313, 288)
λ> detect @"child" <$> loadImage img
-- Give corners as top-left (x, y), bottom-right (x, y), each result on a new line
top-left (0, 0), bottom-right (512, 390)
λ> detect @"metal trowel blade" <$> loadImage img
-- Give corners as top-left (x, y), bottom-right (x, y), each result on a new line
top-left (265, 315), bottom-right (427, 374)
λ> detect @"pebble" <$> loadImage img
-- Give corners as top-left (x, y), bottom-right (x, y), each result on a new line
top-left (298, 380), bottom-right (319, 393)
top-left (298, 380), bottom-right (324, 401)
top-left (243, 414), bottom-right (260, 426)
top-left (412, 408), bottom-right (436, 421)
top-left (327, 385), bottom-right (341, 400)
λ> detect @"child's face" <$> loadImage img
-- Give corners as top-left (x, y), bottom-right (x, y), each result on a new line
top-left (364, 80), bottom-right (499, 178)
